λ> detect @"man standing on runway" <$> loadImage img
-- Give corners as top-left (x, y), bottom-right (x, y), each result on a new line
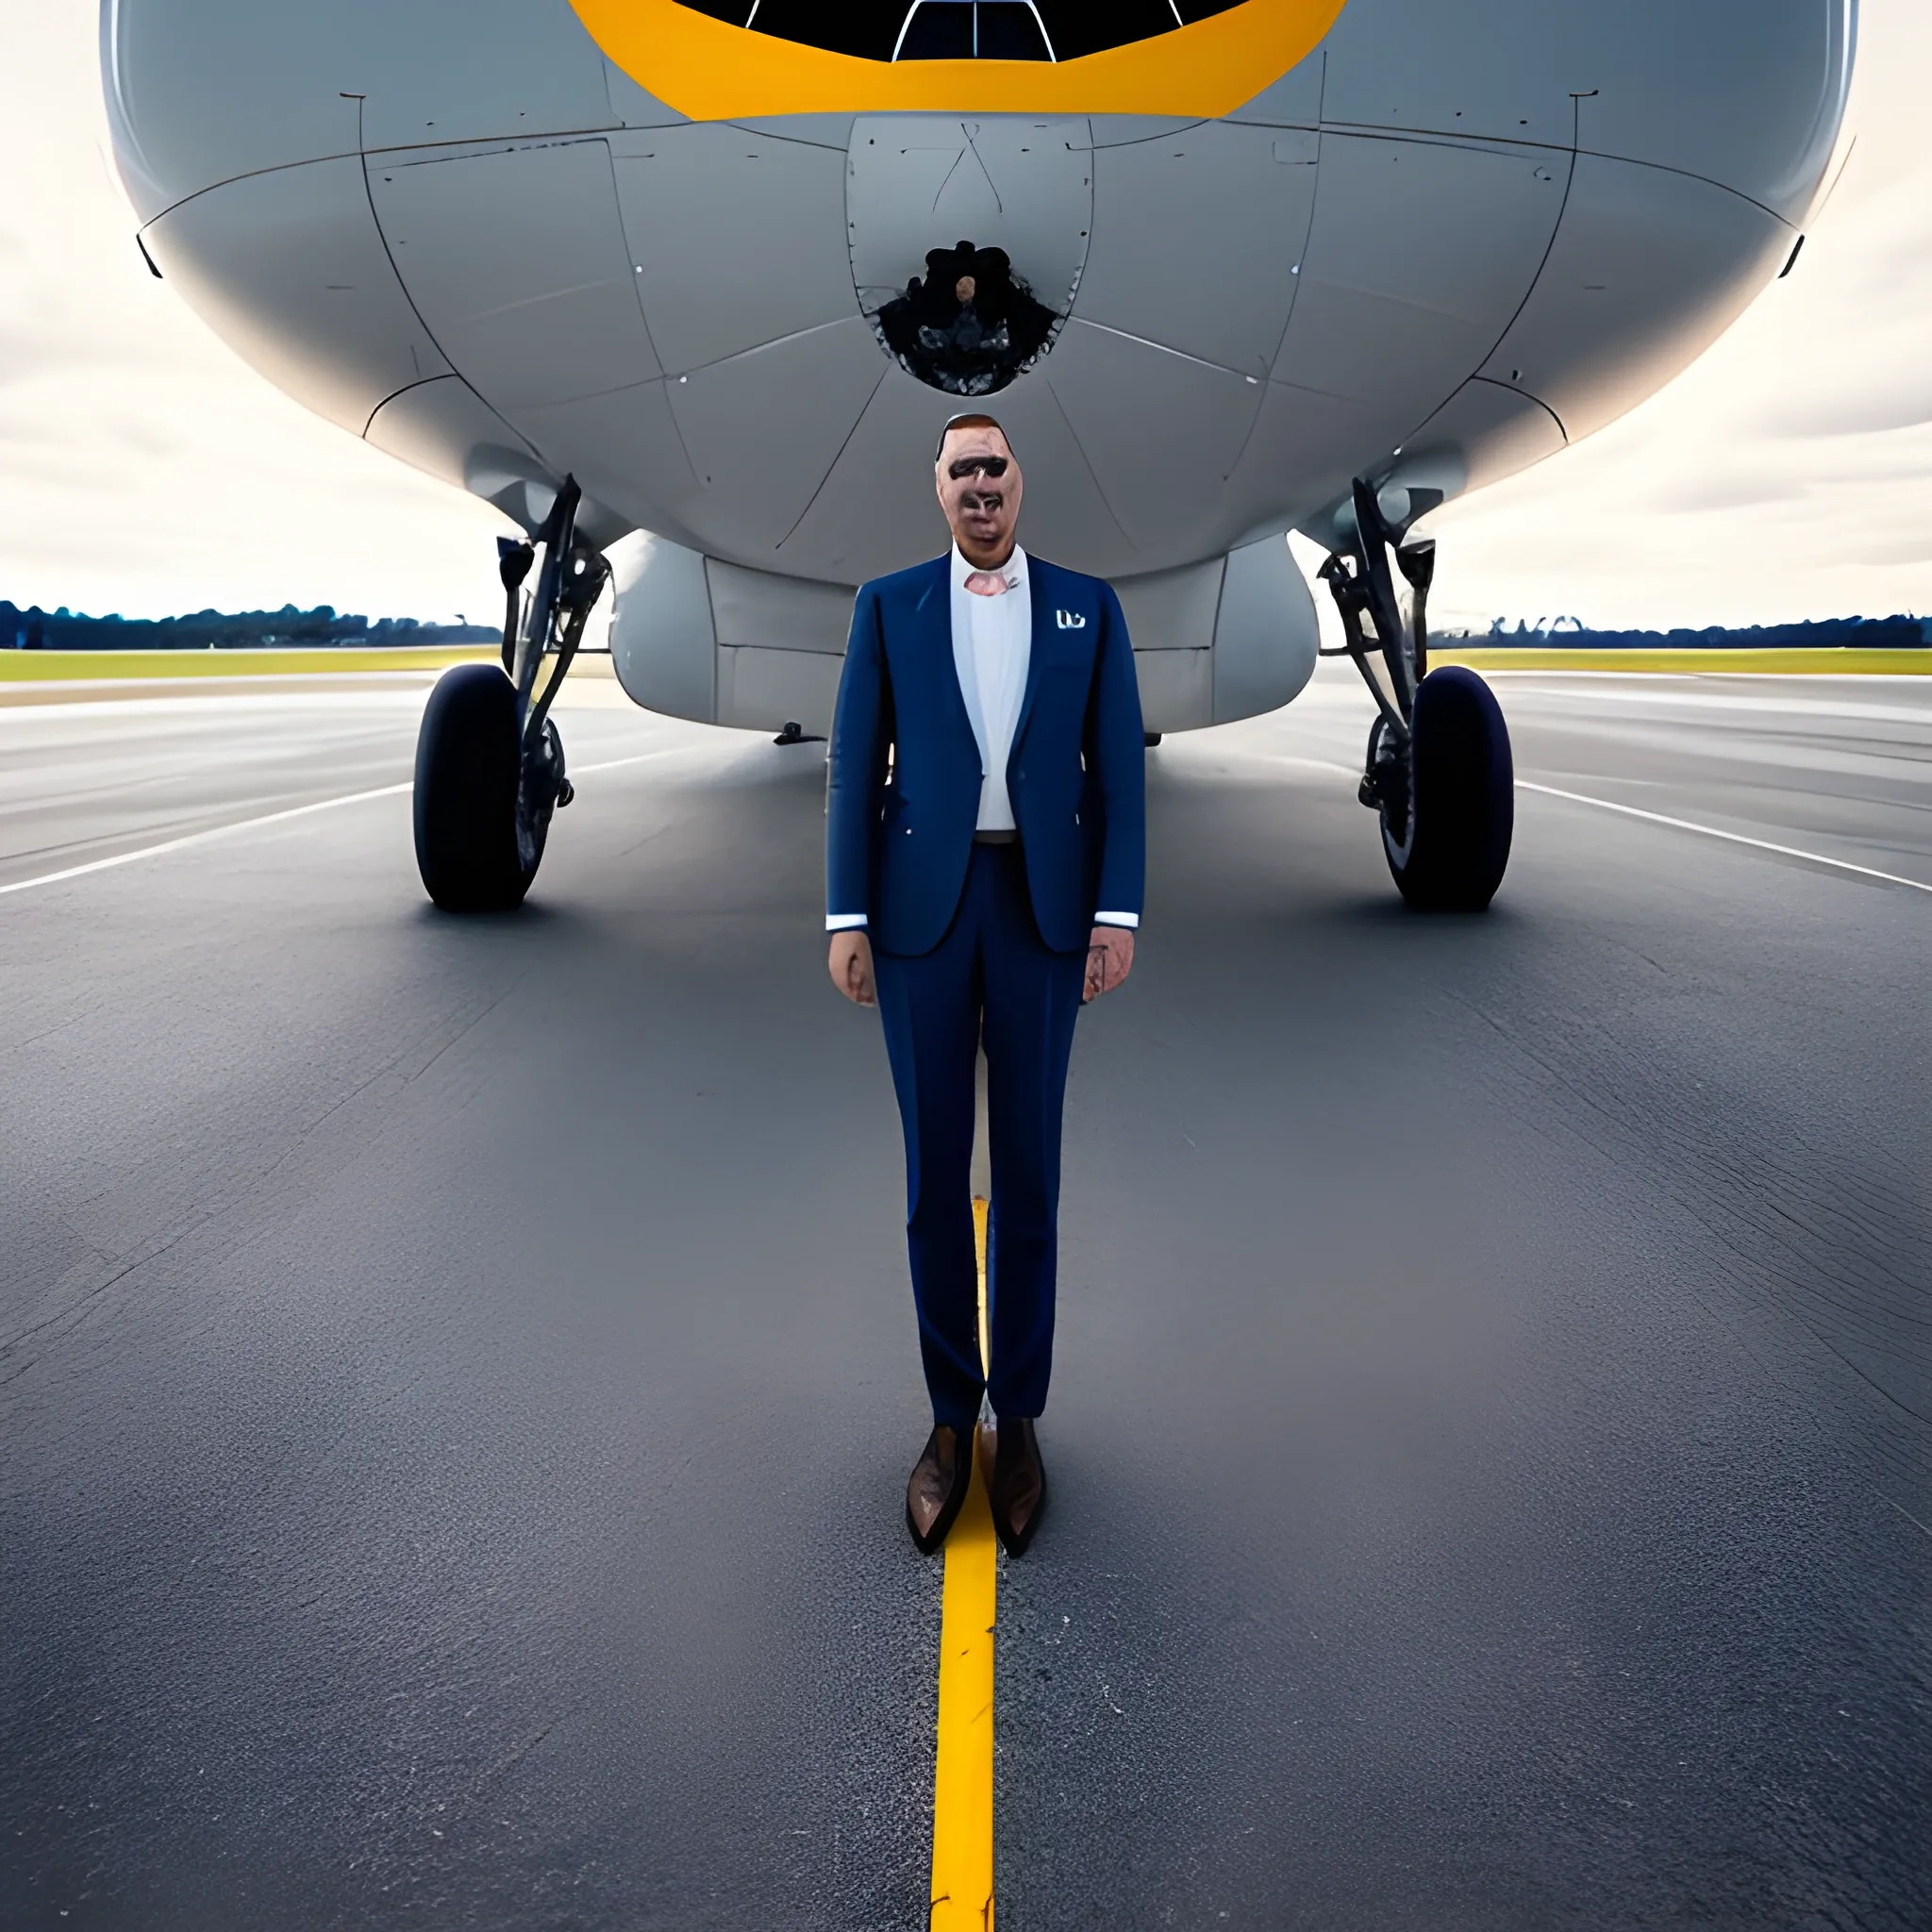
top-left (825, 413), bottom-right (1145, 1557)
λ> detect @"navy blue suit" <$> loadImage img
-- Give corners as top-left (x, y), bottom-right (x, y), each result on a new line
top-left (827, 552), bottom-right (1145, 1428)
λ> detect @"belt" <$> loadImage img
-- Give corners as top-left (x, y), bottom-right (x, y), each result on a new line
top-left (973, 829), bottom-right (1019, 846)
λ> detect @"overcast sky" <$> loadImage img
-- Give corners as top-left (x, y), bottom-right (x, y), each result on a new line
top-left (2, 1), bottom-right (1926, 627)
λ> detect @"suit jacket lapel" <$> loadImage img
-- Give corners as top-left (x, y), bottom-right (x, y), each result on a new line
top-left (1009, 558), bottom-right (1055, 765)
top-left (910, 555), bottom-right (981, 763)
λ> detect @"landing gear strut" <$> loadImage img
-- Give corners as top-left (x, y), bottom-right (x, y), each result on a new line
top-left (1318, 478), bottom-right (1513, 911)
top-left (413, 475), bottom-right (609, 911)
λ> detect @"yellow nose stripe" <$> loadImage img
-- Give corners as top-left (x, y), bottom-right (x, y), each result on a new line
top-left (568, 0), bottom-right (1347, 121)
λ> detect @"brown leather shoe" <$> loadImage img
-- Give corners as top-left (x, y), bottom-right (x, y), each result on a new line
top-left (988, 1416), bottom-right (1047, 1557)
top-left (906, 1424), bottom-right (974, 1556)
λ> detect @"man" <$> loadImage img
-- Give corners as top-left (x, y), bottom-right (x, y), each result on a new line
top-left (825, 413), bottom-right (1145, 1557)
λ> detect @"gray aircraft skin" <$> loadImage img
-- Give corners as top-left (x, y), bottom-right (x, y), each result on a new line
top-left (103, 0), bottom-right (1856, 739)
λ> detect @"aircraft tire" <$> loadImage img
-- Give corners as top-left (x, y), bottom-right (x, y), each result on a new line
top-left (412, 663), bottom-right (537, 912)
top-left (1382, 666), bottom-right (1513, 911)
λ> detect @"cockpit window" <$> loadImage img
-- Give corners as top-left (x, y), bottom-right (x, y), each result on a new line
top-left (675, 1), bottom-right (1246, 63)
top-left (895, 4), bottom-right (1049, 61)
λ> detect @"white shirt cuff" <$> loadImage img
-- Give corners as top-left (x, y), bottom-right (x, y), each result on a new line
top-left (1093, 911), bottom-right (1140, 929)
top-left (825, 913), bottom-right (869, 931)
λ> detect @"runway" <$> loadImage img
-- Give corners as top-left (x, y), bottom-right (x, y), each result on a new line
top-left (2, 666), bottom-right (1926, 1929)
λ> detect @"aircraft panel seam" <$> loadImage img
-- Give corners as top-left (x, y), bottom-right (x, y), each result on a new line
top-left (1362, 103), bottom-right (1578, 465)
top-left (354, 118), bottom-right (469, 410)
top-left (1077, 119), bottom-right (1212, 151)
top-left (506, 387), bottom-right (707, 546)
top-left (1068, 317), bottom-right (1262, 387)
top-left (1465, 375), bottom-right (1568, 444)
top-left (133, 125), bottom-right (631, 231)
top-left (360, 372), bottom-right (552, 472)
top-left (1255, 126), bottom-right (1322, 388)
top-left (716, 642), bottom-right (847, 660)
top-left (125, 130), bottom-right (1800, 261)
top-left (601, 139), bottom-right (669, 375)
top-left (1433, 102), bottom-right (1584, 448)
top-left (720, 121), bottom-right (853, 152)
top-left (1564, 148), bottom-right (1795, 232)
top-left (670, 317), bottom-right (873, 386)
top-left (774, 365), bottom-right (891, 553)
top-left (1037, 374), bottom-right (1137, 557)
top-left (1207, 553), bottom-right (1231, 715)
top-left (359, 373), bottom-right (447, 441)
top-left (1318, 119), bottom-right (1798, 228)
top-left (1312, 125), bottom-right (1572, 166)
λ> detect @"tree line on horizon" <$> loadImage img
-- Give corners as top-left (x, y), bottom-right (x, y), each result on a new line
top-left (1, 601), bottom-right (499, 651)
top-left (1465, 613), bottom-right (1927, 649)
top-left (5, 598), bottom-right (1925, 656)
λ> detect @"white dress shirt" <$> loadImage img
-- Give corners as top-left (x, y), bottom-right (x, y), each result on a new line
top-left (824, 544), bottom-right (1140, 931)
top-left (949, 541), bottom-right (1030, 833)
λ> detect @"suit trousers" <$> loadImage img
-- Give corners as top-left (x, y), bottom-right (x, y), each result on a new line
top-left (874, 841), bottom-right (1087, 1432)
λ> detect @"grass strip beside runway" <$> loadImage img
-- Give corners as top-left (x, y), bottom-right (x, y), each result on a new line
top-left (0, 647), bottom-right (500, 681)
top-left (930, 1198), bottom-right (998, 1930)
top-left (8, 647), bottom-right (1926, 688)
top-left (1434, 648), bottom-right (1932, 675)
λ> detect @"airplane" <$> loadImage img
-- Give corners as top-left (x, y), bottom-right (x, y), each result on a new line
top-left (101, 0), bottom-right (1857, 913)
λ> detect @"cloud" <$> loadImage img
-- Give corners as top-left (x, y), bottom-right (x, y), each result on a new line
top-left (0, 4), bottom-right (504, 621)
top-left (1763, 387), bottom-right (1932, 440)
top-left (1644, 476), bottom-right (1808, 517)
top-left (1426, 0), bottom-right (1932, 626)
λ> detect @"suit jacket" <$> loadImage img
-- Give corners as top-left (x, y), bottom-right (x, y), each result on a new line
top-left (826, 551), bottom-right (1145, 957)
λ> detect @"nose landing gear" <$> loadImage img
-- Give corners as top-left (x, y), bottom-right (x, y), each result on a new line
top-left (1319, 479), bottom-right (1513, 911)
top-left (412, 476), bottom-right (608, 912)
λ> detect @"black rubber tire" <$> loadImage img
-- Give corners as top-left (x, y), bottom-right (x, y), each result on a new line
top-left (1382, 665), bottom-right (1513, 911)
top-left (412, 664), bottom-right (536, 912)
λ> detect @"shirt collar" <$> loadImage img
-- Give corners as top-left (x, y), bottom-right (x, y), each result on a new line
top-left (950, 541), bottom-right (1026, 592)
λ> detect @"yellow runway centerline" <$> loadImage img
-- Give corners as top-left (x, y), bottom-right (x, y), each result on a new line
top-left (930, 1198), bottom-right (997, 1930)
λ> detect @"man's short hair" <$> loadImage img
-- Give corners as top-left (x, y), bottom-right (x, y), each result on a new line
top-left (935, 412), bottom-right (1013, 463)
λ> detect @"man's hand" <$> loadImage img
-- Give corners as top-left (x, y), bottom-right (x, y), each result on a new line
top-left (829, 930), bottom-right (876, 1007)
top-left (1084, 925), bottom-right (1135, 1003)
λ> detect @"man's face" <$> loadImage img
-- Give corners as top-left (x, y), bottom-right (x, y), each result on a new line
top-left (936, 425), bottom-right (1022, 566)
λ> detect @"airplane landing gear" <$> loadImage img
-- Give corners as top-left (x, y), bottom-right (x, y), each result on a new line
top-left (1319, 480), bottom-right (1513, 911)
top-left (413, 476), bottom-right (608, 911)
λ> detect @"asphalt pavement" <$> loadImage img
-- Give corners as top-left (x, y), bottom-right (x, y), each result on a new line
top-left (2, 666), bottom-right (1926, 1929)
